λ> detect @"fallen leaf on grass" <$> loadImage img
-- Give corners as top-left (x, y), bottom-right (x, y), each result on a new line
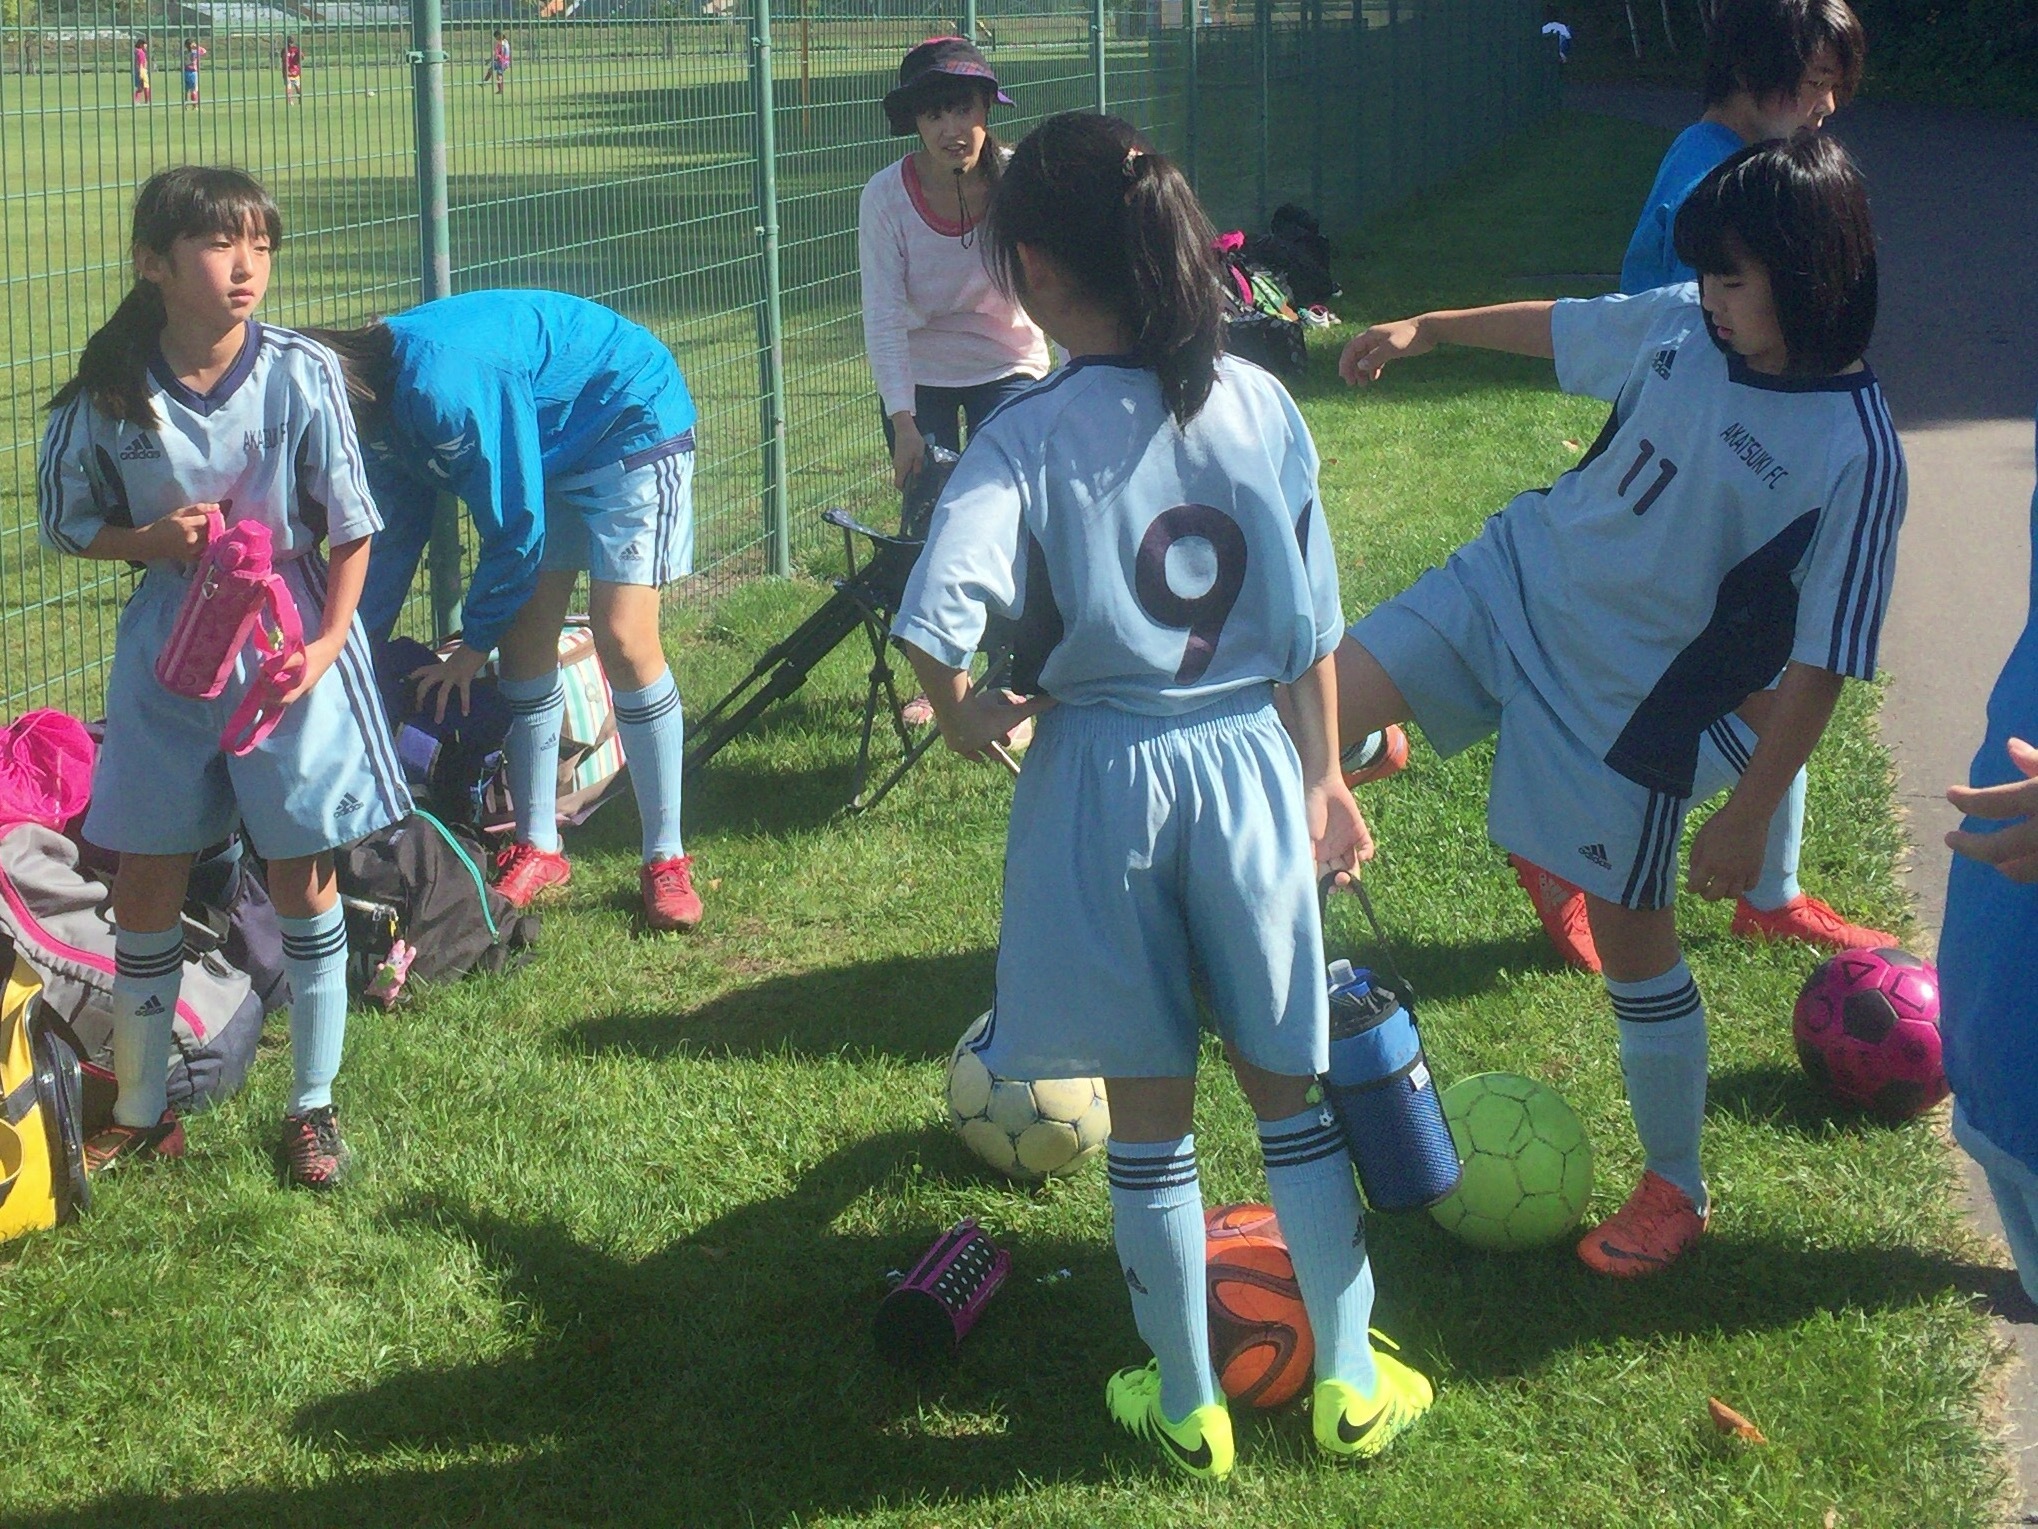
top-left (1708, 1396), bottom-right (1767, 1444)
top-left (708, 878), bottom-right (723, 890)
top-left (1562, 438), bottom-right (1583, 452)
top-left (1823, 1510), bottom-right (1838, 1528)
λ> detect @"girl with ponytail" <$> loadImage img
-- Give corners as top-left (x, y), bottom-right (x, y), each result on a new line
top-left (891, 112), bottom-right (1433, 1479)
top-left (41, 166), bottom-right (410, 1192)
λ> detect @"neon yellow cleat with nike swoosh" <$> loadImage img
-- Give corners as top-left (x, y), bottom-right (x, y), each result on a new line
top-left (1311, 1333), bottom-right (1434, 1461)
top-left (1105, 1360), bottom-right (1234, 1481)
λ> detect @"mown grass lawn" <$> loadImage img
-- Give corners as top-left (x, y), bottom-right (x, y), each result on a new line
top-left (0, 109), bottom-right (2006, 1528)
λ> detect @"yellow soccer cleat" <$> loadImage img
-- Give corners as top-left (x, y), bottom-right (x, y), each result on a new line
top-left (1105, 1360), bottom-right (1235, 1481)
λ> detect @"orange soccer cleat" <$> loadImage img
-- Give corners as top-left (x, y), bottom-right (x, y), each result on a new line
top-left (641, 853), bottom-right (705, 933)
top-left (494, 841), bottom-right (572, 907)
top-left (1731, 893), bottom-right (1894, 953)
top-left (1577, 1171), bottom-right (1709, 1278)
top-left (1509, 854), bottom-right (1601, 973)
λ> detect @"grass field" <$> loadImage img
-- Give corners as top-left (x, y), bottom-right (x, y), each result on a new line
top-left (0, 107), bottom-right (2006, 1527)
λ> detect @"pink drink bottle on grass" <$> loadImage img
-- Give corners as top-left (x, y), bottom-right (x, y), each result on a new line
top-left (154, 506), bottom-right (306, 756)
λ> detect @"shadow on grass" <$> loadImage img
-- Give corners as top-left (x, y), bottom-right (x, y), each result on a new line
top-left (1705, 1062), bottom-right (1945, 1140)
top-left (567, 947), bottom-right (997, 1062)
top-left (13, 1131), bottom-right (1136, 1529)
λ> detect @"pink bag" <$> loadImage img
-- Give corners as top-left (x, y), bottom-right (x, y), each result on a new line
top-left (0, 712), bottom-right (96, 833)
top-left (153, 510), bottom-right (306, 756)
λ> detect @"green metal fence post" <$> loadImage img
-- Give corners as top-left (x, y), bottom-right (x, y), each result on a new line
top-left (1254, 0), bottom-right (1269, 227)
top-left (1093, 0), bottom-right (1108, 111)
top-left (1185, 0), bottom-right (1200, 191)
top-left (751, 0), bottom-right (791, 578)
top-left (1308, 0), bottom-right (1324, 214)
top-left (964, 0), bottom-right (978, 45)
top-left (410, 0), bottom-right (462, 639)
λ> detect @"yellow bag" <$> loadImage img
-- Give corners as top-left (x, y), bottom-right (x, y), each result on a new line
top-left (0, 936), bottom-right (89, 1242)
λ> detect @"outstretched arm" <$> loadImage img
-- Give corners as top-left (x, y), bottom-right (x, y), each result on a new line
top-left (1339, 301), bottom-right (1556, 386)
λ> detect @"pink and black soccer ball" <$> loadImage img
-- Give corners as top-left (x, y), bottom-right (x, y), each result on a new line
top-left (1792, 947), bottom-right (1947, 1120)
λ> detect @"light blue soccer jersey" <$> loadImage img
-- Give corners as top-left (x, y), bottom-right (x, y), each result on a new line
top-left (39, 321), bottom-right (380, 564)
top-left (1452, 284), bottom-right (1905, 797)
top-left (1620, 120), bottom-right (1745, 295)
top-left (360, 290), bottom-right (696, 651)
top-left (892, 354), bottom-right (1344, 714)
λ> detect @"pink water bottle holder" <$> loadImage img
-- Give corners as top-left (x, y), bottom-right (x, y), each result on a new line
top-left (153, 508), bottom-right (307, 756)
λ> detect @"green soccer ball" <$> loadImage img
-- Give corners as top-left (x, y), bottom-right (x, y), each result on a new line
top-left (1428, 1072), bottom-right (1594, 1251)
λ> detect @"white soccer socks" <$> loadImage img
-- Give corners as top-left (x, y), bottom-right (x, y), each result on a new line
top-left (613, 667), bottom-right (686, 863)
top-left (1259, 1108), bottom-right (1379, 1396)
top-left (500, 669), bottom-right (566, 854)
top-left (110, 923), bottom-right (183, 1127)
top-left (1608, 961), bottom-right (1709, 1213)
top-left (1107, 1135), bottom-right (1221, 1423)
top-left (280, 902), bottom-right (349, 1115)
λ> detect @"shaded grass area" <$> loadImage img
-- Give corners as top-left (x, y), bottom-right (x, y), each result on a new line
top-left (0, 110), bottom-right (2005, 1527)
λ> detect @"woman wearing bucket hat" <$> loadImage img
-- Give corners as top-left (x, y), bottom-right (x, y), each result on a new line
top-left (858, 37), bottom-right (1050, 491)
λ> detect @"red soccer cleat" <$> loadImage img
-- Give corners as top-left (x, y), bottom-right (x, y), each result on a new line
top-left (1577, 1171), bottom-right (1709, 1277)
top-left (280, 1105), bottom-right (351, 1193)
top-left (642, 854), bottom-right (704, 933)
top-left (1509, 853), bottom-right (1601, 973)
top-left (1342, 725), bottom-right (1410, 788)
top-left (493, 841), bottom-right (572, 907)
top-left (1731, 893), bottom-right (1894, 953)
top-left (83, 1110), bottom-right (186, 1174)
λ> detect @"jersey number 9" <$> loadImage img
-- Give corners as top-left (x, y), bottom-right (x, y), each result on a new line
top-left (1135, 504), bottom-right (1248, 685)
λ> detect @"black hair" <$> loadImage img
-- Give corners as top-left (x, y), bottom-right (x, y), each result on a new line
top-left (1673, 131), bottom-right (1876, 375)
top-left (986, 113), bottom-right (1223, 425)
top-left (1701, 0), bottom-right (1865, 107)
top-left (297, 320), bottom-right (399, 435)
top-left (49, 166), bottom-right (282, 426)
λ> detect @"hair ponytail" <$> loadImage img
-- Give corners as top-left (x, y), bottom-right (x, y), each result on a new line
top-left (986, 112), bottom-right (1224, 425)
top-left (298, 320), bottom-right (398, 435)
top-left (47, 164), bottom-right (282, 426)
top-left (50, 281), bottom-right (167, 425)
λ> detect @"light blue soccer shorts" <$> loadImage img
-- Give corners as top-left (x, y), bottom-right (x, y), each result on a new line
top-left (540, 433), bottom-right (695, 588)
top-left (979, 685), bottom-right (1330, 1081)
top-left (1353, 560), bottom-right (1691, 911)
top-left (86, 554), bottom-right (412, 861)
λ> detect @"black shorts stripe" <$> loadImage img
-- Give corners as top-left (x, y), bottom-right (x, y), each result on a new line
top-left (1620, 790), bottom-right (1685, 911)
top-left (300, 553), bottom-right (407, 815)
top-left (1706, 719), bottom-right (1752, 775)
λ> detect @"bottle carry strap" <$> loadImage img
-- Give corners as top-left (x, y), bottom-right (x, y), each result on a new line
top-left (218, 571), bottom-right (306, 757)
top-left (1322, 878), bottom-right (1417, 1012)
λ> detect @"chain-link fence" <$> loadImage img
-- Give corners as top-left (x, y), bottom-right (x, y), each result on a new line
top-left (0, 0), bottom-right (1555, 717)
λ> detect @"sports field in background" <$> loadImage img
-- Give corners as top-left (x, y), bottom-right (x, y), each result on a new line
top-left (0, 109), bottom-right (2005, 1528)
top-left (0, 0), bottom-right (1540, 719)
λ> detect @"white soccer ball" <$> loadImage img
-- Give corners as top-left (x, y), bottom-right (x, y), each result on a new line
top-left (945, 1012), bottom-right (1110, 1181)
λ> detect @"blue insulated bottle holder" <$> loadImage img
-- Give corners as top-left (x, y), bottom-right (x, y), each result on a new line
top-left (1318, 884), bottom-right (1461, 1210)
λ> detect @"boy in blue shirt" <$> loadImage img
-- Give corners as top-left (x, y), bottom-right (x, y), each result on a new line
top-left (1513, 0), bottom-right (1878, 973)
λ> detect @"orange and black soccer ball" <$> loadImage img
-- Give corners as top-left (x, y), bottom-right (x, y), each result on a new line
top-left (1204, 1202), bottom-right (1314, 1408)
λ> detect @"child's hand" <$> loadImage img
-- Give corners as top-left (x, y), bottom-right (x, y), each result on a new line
top-left (933, 688), bottom-right (1052, 762)
top-left (411, 644), bottom-right (490, 722)
top-left (1338, 318), bottom-right (1432, 386)
top-left (146, 503), bottom-right (220, 563)
top-left (1306, 776), bottom-right (1374, 886)
top-left (276, 633), bottom-right (341, 704)
top-left (1687, 796), bottom-right (1767, 900)
top-left (1946, 737), bottom-right (2038, 883)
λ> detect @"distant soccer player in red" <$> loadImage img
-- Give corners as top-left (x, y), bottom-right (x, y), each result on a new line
top-left (481, 30), bottom-right (511, 94)
top-left (131, 36), bottom-right (151, 104)
top-left (282, 38), bottom-right (303, 103)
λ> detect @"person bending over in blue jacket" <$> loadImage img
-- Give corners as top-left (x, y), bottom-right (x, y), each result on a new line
top-left (310, 290), bottom-right (704, 933)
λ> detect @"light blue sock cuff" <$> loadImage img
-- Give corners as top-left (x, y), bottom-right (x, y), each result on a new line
top-left (499, 669), bottom-right (564, 705)
top-left (277, 899), bottom-right (346, 944)
top-left (114, 922), bottom-right (185, 962)
top-left (612, 666), bottom-right (679, 716)
top-left (1605, 960), bottom-right (1701, 1024)
top-left (1107, 1134), bottom-right (1199, 1205)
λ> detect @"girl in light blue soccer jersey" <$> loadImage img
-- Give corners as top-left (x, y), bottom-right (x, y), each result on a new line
top-left (1334, 134), bottom-right (1903, 1277)
top-left (894, 113), bottom-right (1433, 1481)
top-left (39, 167), bottom-right (410, 1191)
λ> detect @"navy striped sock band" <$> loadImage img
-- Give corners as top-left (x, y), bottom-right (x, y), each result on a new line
top-left (282, 924), bottom-right (349, 963)
top-left (115, 945), bottom-right (184, 980)
top-left (1609, 975), bottom-right (1703, 1025)
top-left (1257, 1115), bottom-right (1348, 1170)
top-left (1107, 1145), bottom-right (1198, 1194)
top-left (504, 686), bottom-right (565, 716)
top-left (616, 687), bottom-right (681, 726)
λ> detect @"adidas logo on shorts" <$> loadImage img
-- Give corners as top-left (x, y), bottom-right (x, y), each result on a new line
top-left (119, 432), bottom-right (163, 460)
top-left (1578, 842), bottom-right (1613, 870)
top-left (1651, 346), bottom-right (1677, 380)
top-left (136, 995), bottom-right (166, 1016)
top-left (334, 792), bottom-right (363, 818)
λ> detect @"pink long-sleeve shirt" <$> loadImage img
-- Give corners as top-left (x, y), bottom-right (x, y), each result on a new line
top-left (857, 154), bottom-right (1051, 420)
